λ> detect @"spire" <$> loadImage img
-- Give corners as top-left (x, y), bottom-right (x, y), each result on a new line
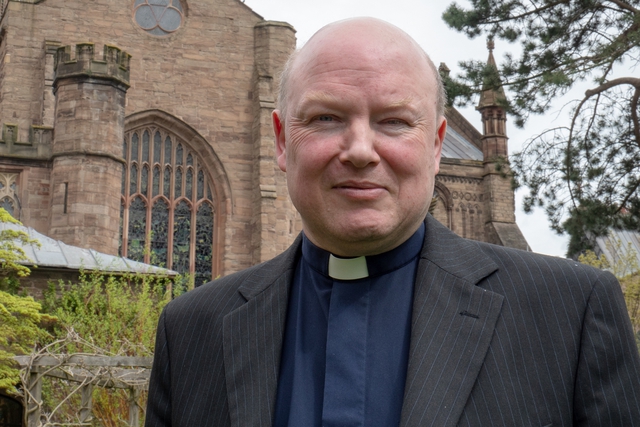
top-left (477, 36), bottom-right (506, 110)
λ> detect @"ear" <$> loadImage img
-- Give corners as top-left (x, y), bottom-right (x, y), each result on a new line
top-left (433, 116), bottom-right (447, 175)
top-left (273, 109), bottom-right (287, 172)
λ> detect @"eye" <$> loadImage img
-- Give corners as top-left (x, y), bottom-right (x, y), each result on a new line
top-left (316, 115), bottom-right (334, 122)
top-left (382, 118), bottom-right (407, 125)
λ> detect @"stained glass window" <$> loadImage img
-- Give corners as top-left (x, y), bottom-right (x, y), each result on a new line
top-left (151, 199), bottom-right (169, 267)
top-left (163, 168), bottom-right (171, 197)
top-left (176, 144), bottom-right (183, 165)
top-left (119, 203), bottom-right (124, 255)
top-left (142, 130), bottom-right (150, 163)
top-left (141, 166), bottom-right (149, 196)
top-left (130, 164), bottom-right (138, 196)
top-left (153, 166), bottom-right (160, 197)
top-left (0, 174), bottom-right (19, 220)
top-left (133, 0), bottom-right (184, 37)
top-left (131, 133), bottom-right (139, 162)
top-left (172, 200), bottom-right (191, 274)
top-left (0, 197), bottom-right (14, 216)
top-left (175, 168), bottom-right (182, 198)
top-left (154, 132), bottom-right (161, 163)
top-left (186, 168), bottom-right (193, 200)
top-left (164, 136), bottom-right (172, 164)
top-left (197, 170), bottom-right (204, 200)
top-left (121, 127), bottom-right (217, 282)
top-left (195, 203), bottom-right (214, 286)
top-left (127, 197), bottom-right (146, 262)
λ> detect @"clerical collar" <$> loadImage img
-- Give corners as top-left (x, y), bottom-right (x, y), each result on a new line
top-left (328, 255), bottom-right (368, 280)
top-left (300, 223), bottom-right (425, 281)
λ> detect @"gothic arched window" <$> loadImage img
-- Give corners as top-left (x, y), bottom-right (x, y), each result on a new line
top-left (0, 173), bottom-right (19, 219)
top-left (120, 127), bottom-right (216, 286)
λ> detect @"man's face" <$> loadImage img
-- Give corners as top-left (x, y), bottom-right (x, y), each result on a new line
top-left (273, 20), bottom-right (446, 256)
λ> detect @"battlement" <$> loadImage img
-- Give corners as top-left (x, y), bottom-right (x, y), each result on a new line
top-left (54, 43), bottom-right (131, 88)
top-left (0, 123), bottom-right (53, 160)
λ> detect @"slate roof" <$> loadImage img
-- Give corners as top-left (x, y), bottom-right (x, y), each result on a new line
top-left (1, 221), bottom-right (176, 276)
top-left (442, 127), bottom-right (483, 161)
top-left (595, 229), bottom-right (640, 275)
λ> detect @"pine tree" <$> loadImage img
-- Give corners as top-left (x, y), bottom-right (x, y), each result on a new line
top-left (443, 0), bottom-right (640, 255)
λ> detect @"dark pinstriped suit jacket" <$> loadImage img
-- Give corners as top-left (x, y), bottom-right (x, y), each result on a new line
top-left (146, 216), bottom-right (640, 426)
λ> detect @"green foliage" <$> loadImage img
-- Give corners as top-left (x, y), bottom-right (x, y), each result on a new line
top-left (0, 291), bottom-right (54, 392)
top-left (43, 269), bottom-right (174, 356)
top-left (40, 269), bottom-right (179, 426)
top-left (443, 0), bottom-right (640, 255)
top-left (578, 238), bottom-right (640, 349)
top-left (0, 207), bottom-right (53, 393)
top-left (0, 207), bottom-right (40, 290)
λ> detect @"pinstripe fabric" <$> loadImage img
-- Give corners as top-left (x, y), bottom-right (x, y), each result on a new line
top-left (146, 216), bottom-right (640, 427)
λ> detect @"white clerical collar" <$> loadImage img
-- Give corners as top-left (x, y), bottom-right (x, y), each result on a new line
top-left (328, 254), bottom-right (369, 280)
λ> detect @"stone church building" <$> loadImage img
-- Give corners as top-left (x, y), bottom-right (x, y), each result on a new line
top-left (0, 0), bottom-right (528, 287)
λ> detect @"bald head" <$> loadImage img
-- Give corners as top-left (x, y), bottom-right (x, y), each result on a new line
top-left (277, 18), bottom-right (446, 122)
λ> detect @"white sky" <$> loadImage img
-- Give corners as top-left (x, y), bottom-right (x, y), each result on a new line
top-left (243, 0), bottom-right (571, 257)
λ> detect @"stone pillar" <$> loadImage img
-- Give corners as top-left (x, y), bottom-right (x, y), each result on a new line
top-left (251, 21), bottom-right (297, 264)
top-left (49, 43), bottom-right (130, 254)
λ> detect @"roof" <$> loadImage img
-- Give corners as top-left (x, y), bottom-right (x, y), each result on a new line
top-left (1, 222), bottom-right (176, 276)
top-left (477, 38), bottom-right (507, 110)
top-left (595, 229), bottom-right (640, 275)
top-left (442, 126), bottom-right (483, 161)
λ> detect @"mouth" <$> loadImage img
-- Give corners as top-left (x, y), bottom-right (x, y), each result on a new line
top-left (333, 181), bottom-right (386, 200)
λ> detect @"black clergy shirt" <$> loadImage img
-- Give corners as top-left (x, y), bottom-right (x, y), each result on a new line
top-left (273, 223), bottom-right (425, 427)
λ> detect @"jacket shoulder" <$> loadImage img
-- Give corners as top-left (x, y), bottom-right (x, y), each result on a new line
top-left (163, 236), bottom-right (301, 320)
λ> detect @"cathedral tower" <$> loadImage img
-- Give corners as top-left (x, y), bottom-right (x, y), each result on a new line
top-left (49, 44), bottom-right (131, 255)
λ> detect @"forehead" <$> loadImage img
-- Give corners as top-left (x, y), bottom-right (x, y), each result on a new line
top-left (289, 21), bottom-right (436, 102)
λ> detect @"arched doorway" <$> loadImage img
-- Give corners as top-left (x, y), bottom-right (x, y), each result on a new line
top-left (0, 394), bottom-right (22, 427)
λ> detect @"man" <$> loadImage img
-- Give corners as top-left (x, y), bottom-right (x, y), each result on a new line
top-left (146, 18), bottom-right (640, 427)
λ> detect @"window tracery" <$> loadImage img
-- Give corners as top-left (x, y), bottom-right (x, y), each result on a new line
top-left (133, 0), bottom-right (184, 37)
top-left (0, 173), bottom-right (19, 218)
top-left (120, 127), bottom-right (215, 286)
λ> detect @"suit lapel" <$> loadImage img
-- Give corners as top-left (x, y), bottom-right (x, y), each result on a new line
top-left (400, 217), bottom-right (504, 427)
top-left (222, 239), bottom-right (300, 427)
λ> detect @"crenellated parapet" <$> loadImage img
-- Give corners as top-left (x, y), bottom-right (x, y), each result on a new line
top-left (0, 123), bottom-right (53, 159)
top-left (54, 43), bottom-right (131, 89)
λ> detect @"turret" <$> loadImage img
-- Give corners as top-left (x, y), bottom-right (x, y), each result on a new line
top-left (49, 43), bottom-right (131, 254)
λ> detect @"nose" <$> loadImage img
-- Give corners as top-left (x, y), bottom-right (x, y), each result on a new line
top-left (338, 120), bottom-right (380, 168)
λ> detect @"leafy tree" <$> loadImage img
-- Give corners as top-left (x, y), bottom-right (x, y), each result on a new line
top-left (0, 207), bottom-right (40, 291)
top-left (0, 208), bottom-right (53, 393)
top-left (0, 291), bottom-right (54, 392)
top-left (443, 0), bottom-right (640, 255)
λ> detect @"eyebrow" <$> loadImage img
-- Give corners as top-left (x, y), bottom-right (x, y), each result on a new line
top-left (294, 91), bottom-right (419, 115)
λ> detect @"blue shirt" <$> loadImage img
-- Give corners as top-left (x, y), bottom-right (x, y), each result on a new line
top-left (274, 224), bottom-right (424, 427)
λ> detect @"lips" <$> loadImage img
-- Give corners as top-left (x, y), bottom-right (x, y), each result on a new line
top-left (333, 181), bottom-right (387, 200)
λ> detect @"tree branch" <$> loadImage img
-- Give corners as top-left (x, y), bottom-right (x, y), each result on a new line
top-left (615, 179), bottom-right (640, 214)
top-left (631, 87), bottom-right (640, 149)
top-left (585, 77), bottom-right (640, 98)
top-left (604, 0), bottom-right (639, 14)
top-left (475, 0), bottom-right (570, 24)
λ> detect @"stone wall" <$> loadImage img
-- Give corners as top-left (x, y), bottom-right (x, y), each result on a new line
top-left (0, 0), bottom-right (298, 275)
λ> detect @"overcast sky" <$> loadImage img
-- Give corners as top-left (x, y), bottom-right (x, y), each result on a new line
top-left (242, 0), bottom-right (571, 257)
